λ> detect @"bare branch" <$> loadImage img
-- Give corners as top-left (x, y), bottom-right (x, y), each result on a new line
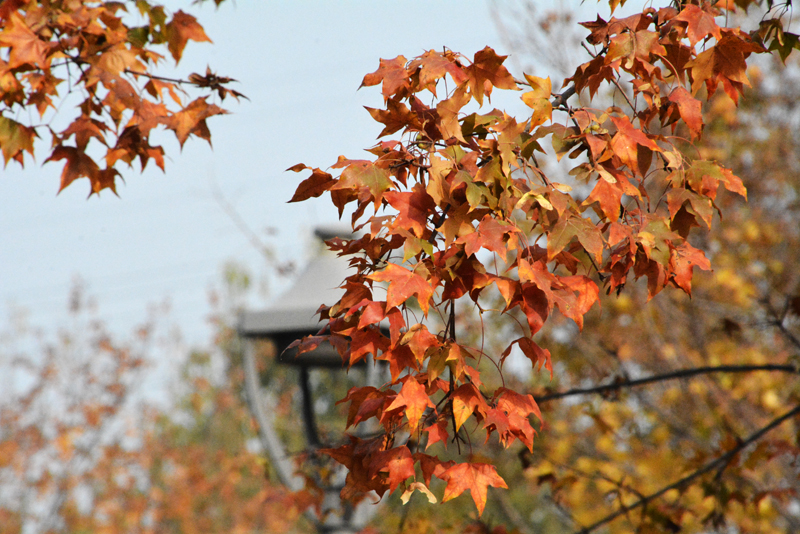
top-left (552, 85), bottom-right (576, 109)
top-left (535, 364), bottom-right (800, 404)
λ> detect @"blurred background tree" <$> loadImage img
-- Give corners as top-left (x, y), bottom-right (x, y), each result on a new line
top-left (0, 276), bottom-right (311, 534)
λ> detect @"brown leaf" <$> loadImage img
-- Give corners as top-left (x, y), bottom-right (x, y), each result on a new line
top-left (166, 10), bottom-right (211, 62)
top-left (164, 97), bottom-right (226, 147)
top-left (288, 167), bottom-right (335, 203)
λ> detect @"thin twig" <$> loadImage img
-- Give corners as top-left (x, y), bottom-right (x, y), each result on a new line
top-left (210, 180), bottom-right (275, 262)
top-left (534, 364), bottom-right (799, 404)
top-left (573, 402), bottom-right (800, 534)
top-left (124, 69), bottom-right (194, 86)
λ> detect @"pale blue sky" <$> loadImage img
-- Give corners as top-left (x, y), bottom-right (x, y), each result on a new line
top-left (1, 1), bottom-right (597, 345)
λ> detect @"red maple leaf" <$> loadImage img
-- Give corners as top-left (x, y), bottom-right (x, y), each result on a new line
top-left (667, 87), bottom-right (703, 140)
top-left (368, 446), bottom-right (415, 493)
top-left (423, 419), bottom-right (449, 450)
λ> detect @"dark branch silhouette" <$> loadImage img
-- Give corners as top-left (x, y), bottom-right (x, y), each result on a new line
top-left (574, 403), bottom-right (800, 534)
top-left (534, 364), bottom-right (799, 404)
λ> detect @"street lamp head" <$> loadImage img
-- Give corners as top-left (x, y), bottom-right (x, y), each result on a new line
top-left (238, 226), bottom-right (360, 368)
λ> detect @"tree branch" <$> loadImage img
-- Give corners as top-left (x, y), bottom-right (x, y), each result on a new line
top-left (551, 85), bottom-right (576, 109)
top-left (534, 364), bottom-right (799, 404)
top-left (573, 403), bottom-right (800, 534)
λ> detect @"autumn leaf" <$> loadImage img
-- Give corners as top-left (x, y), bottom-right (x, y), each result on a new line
top-left (521, 75), bottom-right (552, 128)
top-left (440, 462), bottom-right (508, 516)
top-left (667, 86), bottom-right (703, 140)
top-left (166, 10), bottom-right (211, 62)
top-left (45, 146), bottom-right (101, 194)
top-left (0, 116), bottom-right (35, 166)
top-left (368, 263), bottom-right (433, 315)
top-left (384, 185), bottom-right (436, 238)
top-left (609, 115), bottom-right (661, 174)
top-left (368, 446), bottom-right (415, 493)
top-left (360, 56), bottom-right (409, 100)
top-left (408, 49), bottom-right (468, 94)
top-left (384, 376), bottom-right (435, 431)
top-left (424, 419), bottom-right (449, 450)
top-left (164, 97), bottom-right (226, 147)
top-left (457, 216), bottom-right (515, 262)
top-left (669, 241), bottom-right (710, 295)
top-left (688, 31), bottom-right (765, 103)
top-left (667, 188), bottom-right (713, 228)
top-left (287, 165), bottom-right (336, 203)
top-left (366, 99), bottom-right (418, 137)
top-left (465, 47), bottom-right (518, 105)
top-left (331, 159), bottom-right (393, 209)
top-left (436, 85), bottom-right (471, 143)
top-left (451, 383), bottom-right (489, 431)
top-left (0, 13), bottom-right (51, 69)
top-left (674, 4), bottom-right (722, 47)
top-left (684, 160), bottom-right (747, 200)
top-left (547, 214), bottom-right (604, 263)
top-left (502, 337), bottom-right (552, 378)
top-left (348, 326), bottom-right (390, 366)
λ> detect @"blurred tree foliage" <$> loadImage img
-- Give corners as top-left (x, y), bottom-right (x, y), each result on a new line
top-left (0, 281), bottom-right (311, 534)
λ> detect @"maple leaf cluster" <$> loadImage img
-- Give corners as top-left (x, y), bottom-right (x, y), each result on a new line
top-left (0, 1), bottom-right (241, 195)
top-left (287, 1), bottom-right (788, 516)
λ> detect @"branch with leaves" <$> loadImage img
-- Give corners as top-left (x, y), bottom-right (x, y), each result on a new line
top-left (0, 1), bottom-right (241, 195)
top-left (284, 0), bottom-right (800, 518)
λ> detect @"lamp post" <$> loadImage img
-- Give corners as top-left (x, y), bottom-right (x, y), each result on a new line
top-left (237, 228), bottom-right (383, 533)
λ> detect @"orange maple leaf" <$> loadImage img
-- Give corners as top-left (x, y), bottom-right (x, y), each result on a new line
top-left (385, 377), bottom-right (435, 431)
top-left (0, 13), bottom-right (51, 69)
top-left (368, 263), bottom-right (433, 315)
top-left (360, 56), bottom-right (409, 100)
top-left (465, 47), bottom-right (518, 105)
top-left (368, 446), bottom-right (415, 493)
top-left (384, 185), bottom-right (436, 238)
top-left (440, 462), bottom-right (508, 516)
top-left (674, 4), bottom-right (722, 47)
top-left (667, 87), bottom-right (703, 140)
